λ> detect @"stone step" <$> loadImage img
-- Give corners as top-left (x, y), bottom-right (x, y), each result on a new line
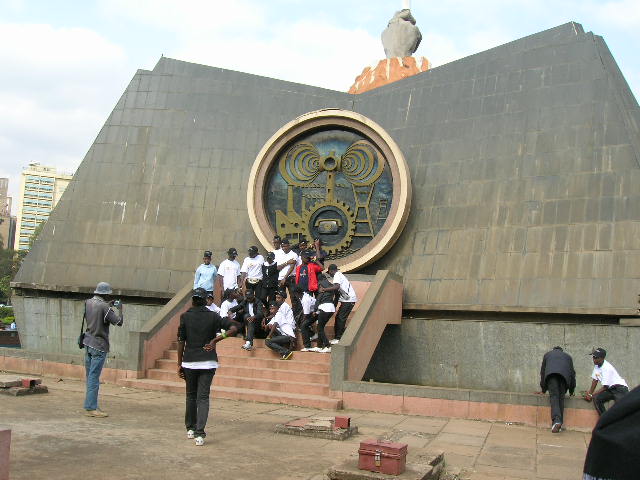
top-left (170, 336), bottom-right (336, 354)
top-left (216, 344), bottom-right (333, 362)
top-left (156, 354), bottom-right (330, 373)
top-left (152, 363), bottom-right (329, 384)
top-left (121, 378), bottom-right (342, 410)
top-left (147, 368), bottom-right (329, 396)
top-left (163, 347), bottom-right (331, 366)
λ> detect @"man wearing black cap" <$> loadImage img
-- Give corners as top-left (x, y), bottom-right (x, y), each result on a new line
top-left (264, 299), bottom-right (296, 360)
top-left (272, 235), bottom-right (282, 252)
top-left (261, 252), bottom-right (279, 307)
top-left (193, 251), bottom-right (217, 297)
top-left (229, 288), bottom-right (266, 351)
top-left (293, 237), bottom-right (308, 255)
top-left (276, 238), bottom-right (300, 319)
top-left (240, 246), bottom-right (264, 297)
top-left (585, 348), bottom-right (629, 415)
top-left (296, 250), bottom-right (323, 326)
top-left (218, 248), bottom-right (240, 291)
top-left (177, 288), bottom-right (238, 445)
top-left (538, 346), bottom-right (576, 433)
top-left (324, 264), bottom-right (357, 344)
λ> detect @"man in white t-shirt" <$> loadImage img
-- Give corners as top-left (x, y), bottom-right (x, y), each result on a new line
top-left (240, 246), bottom-right (264, 296)
top-left (325, 264), bottom-right (357, 344)
top-left (264, 296), bottom-right (296, 360)
top-left (206, 293), bottom-right (220, 314)
top-left (584, 347), bottom-right (629, 415)
top-left (275, 239), bottom-right (301, 320)
top-left (217, 248), bottom-right (241, 291)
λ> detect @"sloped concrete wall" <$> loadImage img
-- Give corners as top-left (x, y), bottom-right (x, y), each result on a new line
top-left (354, 23), bottom-right (640, 315)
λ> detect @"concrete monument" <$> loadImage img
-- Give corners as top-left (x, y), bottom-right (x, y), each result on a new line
top-left (5, 20), bottom-right (640, 409)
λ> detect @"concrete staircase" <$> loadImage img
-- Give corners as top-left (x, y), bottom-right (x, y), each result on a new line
top-left (122, 336), bottom-right (341, 410)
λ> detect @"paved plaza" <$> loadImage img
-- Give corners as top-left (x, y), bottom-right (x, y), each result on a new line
top-left (2, 375), bottom-right (591, 480)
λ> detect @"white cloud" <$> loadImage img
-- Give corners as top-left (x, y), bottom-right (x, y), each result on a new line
top-left (0, 23), bottom-right (131, 213)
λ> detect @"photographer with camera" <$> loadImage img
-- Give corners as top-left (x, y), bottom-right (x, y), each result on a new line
top-left (80, 282), bottom-right (123, 418)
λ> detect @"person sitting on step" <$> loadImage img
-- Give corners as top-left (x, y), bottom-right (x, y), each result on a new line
top-left (206, 293), bottom-right (220, 314)
top-left (219, 288), bottom-right (239, 320)
top-left (263, 297), bottom-right (296, 360)
top-left (229, 288), bottom-right (266, 351)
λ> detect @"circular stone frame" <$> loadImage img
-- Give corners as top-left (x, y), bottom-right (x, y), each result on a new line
top-left (247, 109), bottom-right (412, 272)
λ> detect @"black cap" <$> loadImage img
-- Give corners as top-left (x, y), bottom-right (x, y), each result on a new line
top-left (273, 235), bottom-right (281, 241)
top-left (267, 251), bottom-right (275, 260)
top-left (192, 288), bottom-right (207, 299)
top-left (327, 263), bottom-right (338, 272)
top-left (281, 238), bottom-right (290, 245)
top-left (299, 237), bottom-right (308, 244)
top-left (227, 247), bottom-right (238, 255)
top-left (275, 289), bottom-right (287, 299)
top-left (590, 348), bottom-right (606, 358)
top-left (245, 288), bottom-right (255, 296)
top-left (300, 249), bottom-right (314, 258)
top-left (248, 246), bottom-right (259, 254)
top-left (203, 250), bottom-right (212, 258)
top-left (206, 292), bottom-right (214, 299)
top-left (268, 300), bottom-right (279, 308)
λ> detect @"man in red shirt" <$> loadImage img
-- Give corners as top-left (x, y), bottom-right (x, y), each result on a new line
top-left (295, 250), bottom-right (323, 327)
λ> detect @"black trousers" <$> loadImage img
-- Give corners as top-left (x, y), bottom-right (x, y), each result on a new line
top-left (285, 276), bottom-right (303, 325)
top-left (265, 334), bottom-right (294, 356)
top-left (546, 374), bottom-right (567, 424)
top-left (261, 285), bottom-right (278, 307)
top-left (317, 310), bottom-right (332, 348)
top-left (245, 316), bottom-right (268, 345)
top-left (301, 314), bottom-right (317, 348)
top-left (594, 385), bottom-right (629, 415)
top-left (334, 302), bottom-right (355, 339)
top-left (184, 368), bottom-right (216, 437)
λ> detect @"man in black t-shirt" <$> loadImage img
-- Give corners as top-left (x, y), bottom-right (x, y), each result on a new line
top-left (177, 288), bottom-right (238, 446)
top-left (261, 251), bottom-right (279, 307)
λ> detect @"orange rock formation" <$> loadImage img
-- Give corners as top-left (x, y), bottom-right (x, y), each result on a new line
top-left (349, 56), bottom-right (430, 94)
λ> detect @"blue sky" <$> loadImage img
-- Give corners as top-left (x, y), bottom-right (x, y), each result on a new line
top-left (1, 0), bottom-right (639, 213)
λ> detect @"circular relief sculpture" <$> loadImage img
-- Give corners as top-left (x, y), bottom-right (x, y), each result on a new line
top-left (247, 109), bottom-right (411, 272)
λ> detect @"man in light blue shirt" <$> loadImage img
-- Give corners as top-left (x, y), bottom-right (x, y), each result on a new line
top-left (194, 251), bottom-right (218, 295)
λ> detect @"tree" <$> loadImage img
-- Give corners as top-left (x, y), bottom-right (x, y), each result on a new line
top-left (0, 222), bottom-right (45, 303)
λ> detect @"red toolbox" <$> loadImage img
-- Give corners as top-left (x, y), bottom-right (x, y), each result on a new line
top-left (358, 439), bottom-right (408, 475)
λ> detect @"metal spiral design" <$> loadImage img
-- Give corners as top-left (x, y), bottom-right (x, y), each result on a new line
top-left (340, 141), bottom-right (384, 186)
top-left (279, 143), bottom-right (322, 186)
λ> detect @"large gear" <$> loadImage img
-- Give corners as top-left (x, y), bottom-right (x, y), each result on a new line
top-left (300, 199), bottom-right (356, 255)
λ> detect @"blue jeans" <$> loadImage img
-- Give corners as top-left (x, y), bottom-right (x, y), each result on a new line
top-left (84, 346), bottom-right (107, 410)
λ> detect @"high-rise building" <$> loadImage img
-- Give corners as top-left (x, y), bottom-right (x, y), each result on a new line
top-left (0, 178), bottom-right (16, 250)
top-left (14, 163), bottom-right (73, 251)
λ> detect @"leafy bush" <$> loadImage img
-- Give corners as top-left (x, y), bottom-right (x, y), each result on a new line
top-left (1, 316), bottom-right (13, 325)
top-left (0, 306), bottom-right (13, 319)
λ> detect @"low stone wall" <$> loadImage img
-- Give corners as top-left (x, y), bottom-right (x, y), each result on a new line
top-left (0, 347), bottom-right (139, 382)
top-left (364, 317), bottom-right (640, 393)
top-left (11, 290), bottom-right (165, 371)
top-left (335, 381), bottom-right (599, 429)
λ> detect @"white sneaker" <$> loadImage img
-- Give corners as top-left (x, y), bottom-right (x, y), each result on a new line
top-left (187, 430), bottom-right (195, 439)
top-left (195, 436), bottom-right (205, 446)
top-left (330, 339), bottom-right (339, 345)
top-left (310, 334), bottom-right (319, 341)
top-left (320, 347), bottom-right (332, 353)
top-left (241, 342), bottom-right (253, 351)
top-left (301, 347), bottom-right (312, 352)
top-left (309, 347), bottom-right (321, 352)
